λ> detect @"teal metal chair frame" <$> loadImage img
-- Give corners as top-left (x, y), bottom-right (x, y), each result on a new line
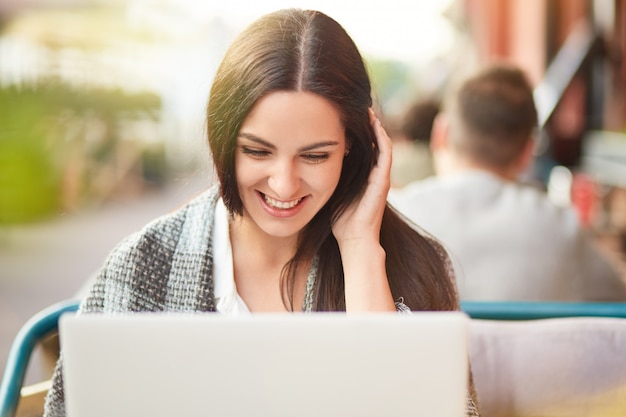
top-left (0, 300), bottom-right (80, 417)
top-left (461, 300), bottom-right (626, 320)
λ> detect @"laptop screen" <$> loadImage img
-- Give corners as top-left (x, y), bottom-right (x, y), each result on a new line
top-left (59, 312), bottom-right (469, 417)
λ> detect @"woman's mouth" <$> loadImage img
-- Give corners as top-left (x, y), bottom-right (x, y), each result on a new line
top-left (257, 192), bottom-right (307, 218)
top-left (262, 194), bottom-right (304, 209)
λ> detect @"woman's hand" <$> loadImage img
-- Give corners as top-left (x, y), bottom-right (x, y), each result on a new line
top-left (332, 108), bottom-right (392, 246)
top-left (333, 109), bottom-right (396, 312)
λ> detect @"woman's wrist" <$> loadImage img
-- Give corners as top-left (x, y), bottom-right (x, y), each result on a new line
top-left (340, 241), bottom-right (396, 312)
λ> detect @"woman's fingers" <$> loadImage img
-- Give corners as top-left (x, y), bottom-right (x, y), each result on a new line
top-left (332, 109), bottom-right (393, 244)
top-left (369, 108), bottom-right (392, 189)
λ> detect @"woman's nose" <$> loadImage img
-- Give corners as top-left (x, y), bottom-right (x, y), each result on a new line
top-left (268, 160), bottom-right (300, 199)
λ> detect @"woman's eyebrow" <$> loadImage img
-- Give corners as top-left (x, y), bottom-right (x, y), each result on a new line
top-left (238, 133), bottom-right (340, 152)
top-left (238, 133), bottom-right (275, 149)
top-left (299, 141), bottom-right (340, 152)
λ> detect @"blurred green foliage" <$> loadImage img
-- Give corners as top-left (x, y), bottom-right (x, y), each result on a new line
top-left (0, 81), bottom-right (161, 224)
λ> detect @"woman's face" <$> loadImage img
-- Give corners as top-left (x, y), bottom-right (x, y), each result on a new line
top-left (235, 91), bottom-right (347, 239)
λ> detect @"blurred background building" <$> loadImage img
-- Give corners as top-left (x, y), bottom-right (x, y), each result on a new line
top-left (1, 0), bottom-right (625, 386)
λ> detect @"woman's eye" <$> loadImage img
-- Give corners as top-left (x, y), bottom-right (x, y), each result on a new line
top-left (302, 153), bottom-right (330, 163)
top-left (240, 146), bottom-right (270, 158)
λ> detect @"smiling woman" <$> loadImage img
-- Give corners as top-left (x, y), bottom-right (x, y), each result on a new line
top-left (43, 8), bottom-right (479, 417)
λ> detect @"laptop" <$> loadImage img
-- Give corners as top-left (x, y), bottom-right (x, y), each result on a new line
top-left (59, 312), bottom-right (469, 417)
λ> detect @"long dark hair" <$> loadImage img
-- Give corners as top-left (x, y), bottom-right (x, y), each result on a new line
top-left (207, 9), bottom-right (458, 311)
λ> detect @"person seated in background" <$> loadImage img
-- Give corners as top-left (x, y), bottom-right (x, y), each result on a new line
top-left (389, 63), bottom-right (626, 301)
top-left (390, 98), bottom-right (439, 188)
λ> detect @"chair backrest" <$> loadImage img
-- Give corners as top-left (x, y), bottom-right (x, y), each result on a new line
top-left (461, 300), bottom-right (626, 320)
top-left (462, 301), bottom-right (626, 417)
top-left (0, 300), bottom-right (80, 417)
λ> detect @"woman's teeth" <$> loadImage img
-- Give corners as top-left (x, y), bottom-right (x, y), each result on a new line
top-left (264, 195), bottom-right (302, 209)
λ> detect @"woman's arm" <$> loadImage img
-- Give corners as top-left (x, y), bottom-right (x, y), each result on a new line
top-left (332, 110), bottom-right (396, 312)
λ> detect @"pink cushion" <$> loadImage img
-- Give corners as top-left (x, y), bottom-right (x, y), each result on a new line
top-left (469, 318), bottom-right (626, 417)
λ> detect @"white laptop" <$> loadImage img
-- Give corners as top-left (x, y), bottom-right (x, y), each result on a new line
top-left (59, 312), bottom-right (469, 417)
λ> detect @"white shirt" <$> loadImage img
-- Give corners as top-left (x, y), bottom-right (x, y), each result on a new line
top-left (388, 170), bottom-right (626, 301)
top-left (212, 198), bottom-right (251, 314)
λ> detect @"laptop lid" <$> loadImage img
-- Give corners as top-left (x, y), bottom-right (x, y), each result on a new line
top-left (59, 312), bottom-right (469, 417)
